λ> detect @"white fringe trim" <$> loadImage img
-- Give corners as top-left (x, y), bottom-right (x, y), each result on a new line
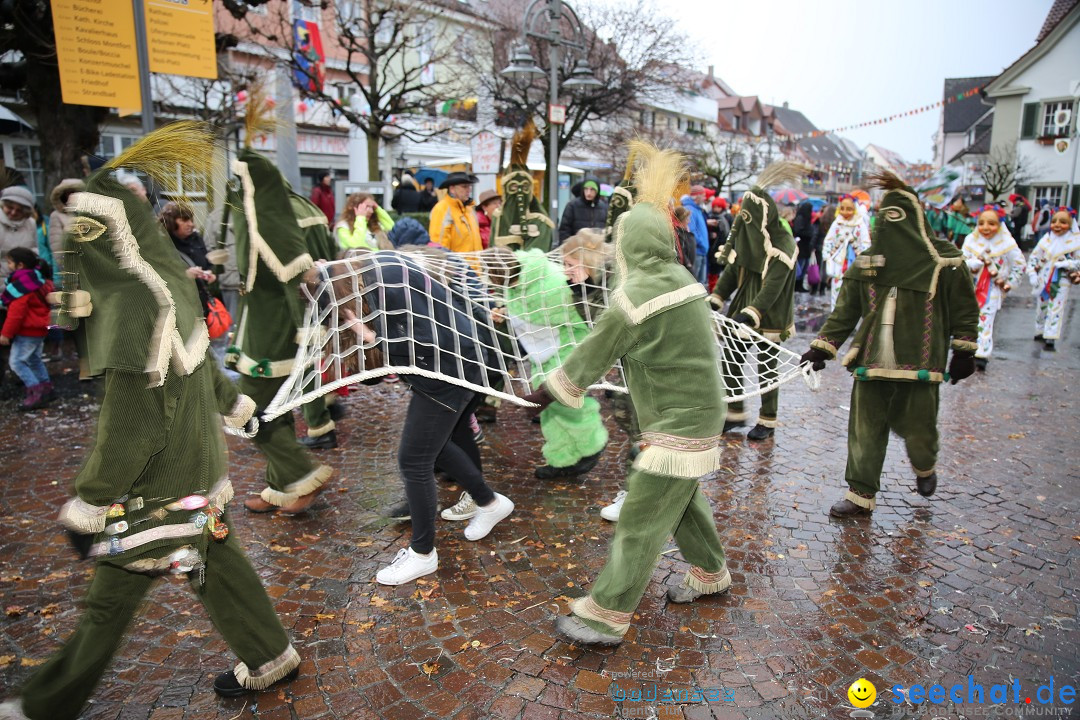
top-left (210, 477), bottom-right (235, 508)
top-left (844, 490), bottom-right (876, 510)
top-left (633, 445), bottom-right (721, 479)
top-left (743, 191), bottom-right (796, 277)
top-left (232, 160), bottom-right (315, 292)
top-left (571, 596), bottom-right (630, 635)
top-left (757, 417), bottom-right (778, 429)
top-left (307, 420), bottom-right (335, 438)
top-left (233, 644), bottom-right (301, 690)
top-left (70, 193), bottom-right (209, 387)
top-left (611, 284), bottom-right (706, 326)
top-left (260, 464), bottom-right (332, 507)
top-left (224, 394), bottom-right (256, 429)
top-left (546, 368), bottom-right (585, 409)
top-left (57, 497), bottom-right (108, 534)
top-left (685, 566), bottom-right (731, 594)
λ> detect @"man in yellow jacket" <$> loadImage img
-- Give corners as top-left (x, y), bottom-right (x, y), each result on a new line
top-left (429, 172), bottom-right (482, 253)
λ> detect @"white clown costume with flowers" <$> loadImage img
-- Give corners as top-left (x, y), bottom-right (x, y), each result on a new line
top-left (1026, 215), bottom-right (1080, 342)
top-left (960, 222), bottom-right (1024, 359)
top-left (821, 213), bottom-right (870, 309)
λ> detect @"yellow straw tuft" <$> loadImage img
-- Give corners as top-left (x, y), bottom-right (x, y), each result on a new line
top-left (105, 120), bottom-right (222, 210)
top-left (626, 140), bottom-right (687, 209)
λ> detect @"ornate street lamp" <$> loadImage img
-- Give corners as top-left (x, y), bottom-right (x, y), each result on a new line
top-left (501, 0), bottom-right (601, 219)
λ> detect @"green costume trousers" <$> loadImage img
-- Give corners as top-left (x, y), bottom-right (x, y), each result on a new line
top-left (238, 376), bottom-right (320, 497)
top-left (845, 380), bottom-right (939, 497)
top-left (300, 392), bottom-right (333, 437)
top-left (20, 531), bottom-right (292, 720)
top-left (539, 396), bottom-right (608, 467)
top-left (723, 341), bottom-right (779, 427)
top-left (574, 468), bottom-right (726, 635)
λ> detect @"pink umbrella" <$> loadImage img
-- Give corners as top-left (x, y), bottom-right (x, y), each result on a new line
top-left (770, 188), bottom-right (808, 205)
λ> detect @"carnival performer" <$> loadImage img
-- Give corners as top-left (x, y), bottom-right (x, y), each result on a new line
top-left (800, 171), bottom-right (979, 518)
top-left (489, 246), bottom-right (608, 479)
top-left (960, 205), bottom-right (1024, 370)
top-left (1026, 207), bottom-right (1080, 351)
top-left (490, 121), bottom-right (555, 252)
top-left (710, 163), bottom-right (802, 441)
top-left (526, 142), bottom-right (730, 646)
top-left (341, 252), bottom-right (514, 584)
top-left (225, 97), bottom-right (333, 515)
top-left (821, 194), bottom-right (871, 309)
top-left (0, 125), bottom-right (301, 720)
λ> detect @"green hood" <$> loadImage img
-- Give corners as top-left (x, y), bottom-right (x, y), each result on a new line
top-left (610, 203), bottom-right (704, 324)
top-left (54, 174), bottom-right (207, 386)
top-left (492, 166), bottom-right (554, 252)
top-left (722, 185), bottom-right (796, 276)
top-left (844, 182), bottom-right (964, 297)
top-left (231, 148), bottom-right (314, 293)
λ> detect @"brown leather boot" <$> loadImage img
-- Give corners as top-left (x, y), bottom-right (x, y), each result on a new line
top-left (280, 486), bottom-right (324, 515)
top-left (829, 498), bottom-right (873, 518)
top-left (243, 495), bottom-right (278, 513)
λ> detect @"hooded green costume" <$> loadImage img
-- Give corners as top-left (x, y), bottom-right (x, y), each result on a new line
top-left (710, 166), bottom-right (799, 429)
top-left (225, 148), bottom-right (332, 507)
top-left (809, 175), bottom-right (979, 509)
top-left (491, 123), bottom-right (555, 252)
top-left (544, 144), bottom-right (729, 639)
top-left (504, 249), bottom-right (607, 469)
top-left (14, 127), bottom-right (298, 720)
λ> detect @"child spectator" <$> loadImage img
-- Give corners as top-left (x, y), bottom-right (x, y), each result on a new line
top-left (1, 247), bottom-right (54, 410)
top-left (673, 206), bottom-right (696, 272)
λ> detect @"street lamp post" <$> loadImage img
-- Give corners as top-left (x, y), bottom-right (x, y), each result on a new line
top-left (501, 0), bottom-right (601, 220)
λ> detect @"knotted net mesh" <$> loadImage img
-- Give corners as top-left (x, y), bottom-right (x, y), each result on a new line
top-left (255, 247), bottom-right (818, 422)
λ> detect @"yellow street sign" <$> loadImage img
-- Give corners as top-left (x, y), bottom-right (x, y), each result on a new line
top-left (51, 0), bottom-right (141, 108)
top-left (145, 0), bottom-right (218, 79)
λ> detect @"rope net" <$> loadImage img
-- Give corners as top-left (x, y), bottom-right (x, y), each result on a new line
top-left (257, 246), bottom-right (818, 422)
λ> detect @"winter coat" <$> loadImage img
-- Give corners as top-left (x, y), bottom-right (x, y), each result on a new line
top-left (387, 216), bottom-right (431, 247)
top-left (392, 177), bottom-right (424, 214)
top-left (310, 184), bottom-right (335, 225)
top-left (1, 268), bottom-right (54, 339)
top-left (335, 206), bottom-right (395, 251)
top-left (679, 196), bottom-right (709, 255)
top-left (558, 195), bottom-right (608, 243)
top-left (429, 196), bottom-right (482, 253)
top-left (0, 215), bottom-right (36, 286)
top-left (477, 207), bottom-right (492, 248)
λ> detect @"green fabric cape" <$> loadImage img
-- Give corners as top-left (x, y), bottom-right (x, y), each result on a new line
top-left (56, 174), bottom-right (207, 386)
top-left (844, 183), bottom-right (964, 297)
top-left (723, 185), bottom-right (797, 275)
top-left (610, 203), bottom-right (704, 325)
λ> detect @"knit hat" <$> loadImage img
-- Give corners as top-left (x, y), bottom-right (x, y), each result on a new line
top-left (1, 185), bottom-right (34, 209)
top-left (583, 180), bottom-right (599, 192)
top-left (689, 185), bottom-right (706, 196)
top-left (711, 197), bottom-right (727, 210)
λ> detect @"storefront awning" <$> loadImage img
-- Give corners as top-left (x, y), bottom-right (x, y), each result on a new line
top-left (0, 104), bottom-right (33, 135)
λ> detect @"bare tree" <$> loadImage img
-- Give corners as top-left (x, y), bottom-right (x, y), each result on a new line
top-left (982, 143), bottom-right (1036, 202)
top-left (465, 0), bottom-right (695, 198)
top-left (691, 132), bottom-right (771, 194)
top-left (225, 0), bottom-right (479, 179)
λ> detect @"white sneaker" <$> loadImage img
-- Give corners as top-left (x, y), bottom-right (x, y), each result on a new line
top-left (600, 490), bottom-right (627, 522)
top-left (463, 493), bottom-right (514, 541)
top-left (441, 491), bottom-right (478, 521)
top-left (375, 547), bottom-right (438, 585)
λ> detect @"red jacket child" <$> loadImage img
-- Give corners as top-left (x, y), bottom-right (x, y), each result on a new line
top-left (1, 267), bottom-right (54, 340)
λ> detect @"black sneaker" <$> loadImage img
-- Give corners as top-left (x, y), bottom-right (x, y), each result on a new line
top-left (213, 666), bottom-right (300, 698)
top-left (746, 424), bottom-right (774, 441)
top-left (722, 419), bottom-right (745, 434)
top-left (974, 358), bottom-right (988, 372)
top-left (299, 430), bottom-right (337, 450)
top-left (382, 498), bottom-right (412, 521)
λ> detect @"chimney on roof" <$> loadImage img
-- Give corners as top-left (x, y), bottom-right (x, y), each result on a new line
top-left (783, 101), bottom-right (789, 109)
top-left (707, 65), bottom-right (714, 79)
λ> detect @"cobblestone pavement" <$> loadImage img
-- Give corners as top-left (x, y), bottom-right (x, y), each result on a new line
top-left (1, 293), bottom-right (1077, 720)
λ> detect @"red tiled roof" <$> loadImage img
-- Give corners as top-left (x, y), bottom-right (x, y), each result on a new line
top-left (1037, 0), bottom-right (1079, 41)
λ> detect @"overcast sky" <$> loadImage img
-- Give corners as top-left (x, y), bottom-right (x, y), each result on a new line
top-left (648, 0), bottom-right (1055, 162)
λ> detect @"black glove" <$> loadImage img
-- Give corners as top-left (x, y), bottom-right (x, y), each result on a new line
top-left (66, 530), bottom-right (94, 561)
top-left (732, 311), bottom-right (754, 327)
top-left (521, 387), bottom-right (555, 417)
top-left (799, 347), bottom-right (829, 371)
top-left (948, 350), bottom-right (976, 384)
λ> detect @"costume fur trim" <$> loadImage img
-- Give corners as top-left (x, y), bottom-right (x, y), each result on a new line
top-left (685, 565), bottom-right (731, 594)
top-left (260, 464), bottom-right (332, 507)
top-left (58, 497), bottom-right (109, 534)
top-left (633, 445), bottom-right (721, 479)
top-left (951, 339), bottom-right (978, 352)
top-left (71, 193), bottom-right (209, 387)
top-left (571, 596), bottom-right (630, 635)
top-left (810, 338), bottom-right (837, 359)
top-left (231, 351), bottom-right (295, 379)
top-left (844, 490), bottom-right (876, 510)
top-left (742, 306), bottom-right (762, 328)
top-left (756, 416), bottom-right (778, 429)
top-left (232, 160), bottom-right (315, 292)
top-left (858, 367), bottom-right (944, 382)
top-left (912, 465), bottom-right (936, 478)
top-left (224, 394), bottom-right (257, 429)
top-left (233, 645), bottom-right (301, 690)
top-left (611, 284), bottom-right (706, 326)
top-left (306, 420), bottom-right (336, 438)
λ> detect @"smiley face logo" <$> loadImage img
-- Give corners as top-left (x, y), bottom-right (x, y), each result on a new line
top-left (848, 678), bottom-right (877, 708)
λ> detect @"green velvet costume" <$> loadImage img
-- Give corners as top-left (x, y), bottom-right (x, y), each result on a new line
top-left (16, 159), bottom-right (298, 720)
top-left (545, 201), bottom-right (728, 637)
top-left (810, 181), bottom-right (979, 509)
top-left (604, 180), bottom-right (635, 239)
top-left (710, 185), bottom-right (796, 428)
top-left (226, 148), bottom-right (332, 506)
top-left (505, 249), bottom-right (607, 468)
top-left (491, 166), bottom-right (554, 252)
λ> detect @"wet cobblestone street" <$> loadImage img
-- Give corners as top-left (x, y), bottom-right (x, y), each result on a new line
top-left (1, 294), bottom-right (1077, 720)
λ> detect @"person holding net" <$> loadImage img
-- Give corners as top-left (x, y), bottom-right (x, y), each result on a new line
top-left (341, 251), bottom-right (515, 585)
top-left (710, 163), bottom-right (804, 441)
top-left (524, 142), bottom-right (730, 646)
